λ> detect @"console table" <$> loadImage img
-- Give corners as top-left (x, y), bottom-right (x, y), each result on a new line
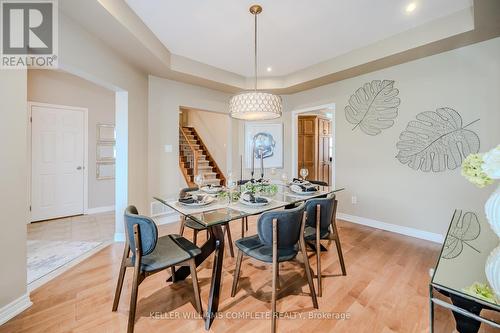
top-left (430, 209), bottom-right (500, 332)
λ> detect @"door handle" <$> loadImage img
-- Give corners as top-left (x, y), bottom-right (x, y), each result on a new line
top-left (77, 166), bottom-right (83, 170)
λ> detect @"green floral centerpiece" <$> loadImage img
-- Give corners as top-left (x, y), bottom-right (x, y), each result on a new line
top-left (241, 181), bottom-right (278, 196)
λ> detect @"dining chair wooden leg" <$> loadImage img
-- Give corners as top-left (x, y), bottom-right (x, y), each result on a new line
top-left (179, 216), bottom-right (185, 235)
top-left (331, 199), bottom-right (346, 276)
top-left (193, 230), bottom-right (198, 246)
top-left (170, 266), bottom-right (176, 283)
top-left (271, 218), bottom-right (278, 333)
top-left (315, 205), bottom-right (322, 297)
top-left (224, 224), bottom-right (235, 258)
top-left (128, 225), bottom-right (143, 333)
top-left (231, 250), bottom-right (244, 297)
top-left (299, 213), bottom-right (318, 309)
top-left (112, 241), bottom-right (129, 311)
top-left (189, 259), bottom-right (203, 315)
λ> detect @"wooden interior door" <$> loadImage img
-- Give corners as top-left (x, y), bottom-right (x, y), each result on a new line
top-left (297, 116), bottom-right (316, 180)
top-left (318, 118), bottom-right (332, 185)
top-left (31, 105), bottom-right (85, 221)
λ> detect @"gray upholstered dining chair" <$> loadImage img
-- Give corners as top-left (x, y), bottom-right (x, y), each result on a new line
top-left (112, 206), bottom-right (203, 333)
top-left (304, 193), bottom-right (346, 297)
top-left (230, 203), bottom-right (318, 333)
top-left (178, 187), bottom-right (235, 257)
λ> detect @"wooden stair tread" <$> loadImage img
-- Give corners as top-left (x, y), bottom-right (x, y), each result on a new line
top-left (179, 126), bottom-right (226, 187)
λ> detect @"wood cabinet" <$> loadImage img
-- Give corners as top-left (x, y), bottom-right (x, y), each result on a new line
top-left (297, 115), bottom-right (332, 184)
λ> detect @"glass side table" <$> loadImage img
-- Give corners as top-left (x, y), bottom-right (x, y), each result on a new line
top-left (430, 209), bottom-right (500, 333)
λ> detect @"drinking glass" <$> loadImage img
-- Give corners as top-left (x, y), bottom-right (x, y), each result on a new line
top-left (194, 173), bottom-right (204, 189)
top-left (281, 172), bottom-right (288, 184)
top-left (226, 173), bottom-right (236, 205)
top-left (300, 168), bottom-right (309, 180)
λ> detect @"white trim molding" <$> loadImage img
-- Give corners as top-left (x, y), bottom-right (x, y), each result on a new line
top-left (86, 205), bottom-right (115, 215)
top-left (337, 213), bottom-right (444, 244)
top-left (0, 293), bottom-right (32, 326)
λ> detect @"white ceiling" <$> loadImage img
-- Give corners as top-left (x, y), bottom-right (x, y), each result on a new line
top-left (126, 0), bottom-right (472, 77)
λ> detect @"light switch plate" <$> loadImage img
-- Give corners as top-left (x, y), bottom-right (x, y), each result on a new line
top-left (164, 144), bottom-right (173, 153)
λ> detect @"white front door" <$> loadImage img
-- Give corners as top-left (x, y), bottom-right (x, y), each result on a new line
top-left (31, 105), bottom-right (85, 221)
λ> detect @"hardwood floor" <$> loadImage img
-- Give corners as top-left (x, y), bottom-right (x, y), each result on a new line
top-left (2, 217), bottom-right (498, 332)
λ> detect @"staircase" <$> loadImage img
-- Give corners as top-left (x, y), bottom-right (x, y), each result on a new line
top-left (179, 126), bottom-right (226, 187)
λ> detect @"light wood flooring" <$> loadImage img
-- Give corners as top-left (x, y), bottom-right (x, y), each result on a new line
top-left (3, 217), bottom-right (498, 332)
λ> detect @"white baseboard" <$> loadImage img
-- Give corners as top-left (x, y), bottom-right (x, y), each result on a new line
top-left (337, 213), bottom-right (444, 243)
top-left (0, 293), bottom-right (32, 326)
top-left (86, 205), bottom-right (115, 215)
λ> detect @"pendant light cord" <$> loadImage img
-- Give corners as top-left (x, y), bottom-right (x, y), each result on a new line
top-left (254, 12), bottom-right (258, 92)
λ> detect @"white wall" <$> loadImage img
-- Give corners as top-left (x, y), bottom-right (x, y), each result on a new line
top-left (286, 37), bottom-right (500, 236)
top-left (27, 69), bottom-right (115, 209)
top-left (0, 70), bottom-right (29, 311)
top-left (148, 77), bottom-right (231, 204)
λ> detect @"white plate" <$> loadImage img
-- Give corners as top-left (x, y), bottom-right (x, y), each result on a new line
top-left (238, 196), bottom-right (270, 207)
top-left (200, 186), bottom-right (223, 194)
top-left (179, 195), bottom-right (216, 207)
top-left (290, 184), bottom-right (318, 195)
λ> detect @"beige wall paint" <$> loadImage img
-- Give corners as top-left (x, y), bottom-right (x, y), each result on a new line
top-left (286, 37), bottom-right (500, 235)
top-left (27, 69), bottom-right (115, 209)
top-left (0, 70), bottom-right (28, 307)
top-left (0, 10), bottom-right (150, 312)
top-left (58, 12), bottom-right (149, 214)
top-left (148, 77), bottom-right (231, 203)
top-left (185, 109), bottom-right (229, 174)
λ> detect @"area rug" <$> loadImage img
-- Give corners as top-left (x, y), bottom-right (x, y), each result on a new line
top-left (27, 240), bottom-right (102, 284)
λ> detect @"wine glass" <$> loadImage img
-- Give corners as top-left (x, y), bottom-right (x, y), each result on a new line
top-left (300, 168), bottom-right (309, 181)
top-left (281, 172), bottom-right (288, 185)
top-left (226, 173), bottom-right (236, 205)
top-left (194, 173), bottom-right (204, 189)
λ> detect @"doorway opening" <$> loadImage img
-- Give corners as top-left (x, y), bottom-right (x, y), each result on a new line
top-left (26, 68), bottom-right (128, 290)
top-left (291, 103), bottom-right (336, 187)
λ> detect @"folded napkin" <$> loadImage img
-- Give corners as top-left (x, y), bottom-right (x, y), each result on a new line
top-left (292, 178), bottom-right (310, 185)
top-left (179, 193), bottom-right (206, 204)
top-left (241, 192), bottom-right (268, 204)
top-left (291, 184), bottom-right (318, 193)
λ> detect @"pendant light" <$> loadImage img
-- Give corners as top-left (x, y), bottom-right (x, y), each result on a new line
top-left (229, 5), bottom-right (282, 120)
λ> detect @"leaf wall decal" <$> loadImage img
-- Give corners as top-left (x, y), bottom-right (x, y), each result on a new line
top-left (442, 210), bottom-right (481, 259)
top-left (345, 80), bottom-right (400, 136)
top-left (396, 108), bottom-right (480, 172)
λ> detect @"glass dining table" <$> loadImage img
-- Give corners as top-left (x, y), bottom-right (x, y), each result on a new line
top-left (154, 183), bottom-right (344, 330)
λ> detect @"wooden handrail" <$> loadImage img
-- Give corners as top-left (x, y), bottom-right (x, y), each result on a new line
top-left (187, 127), bottom-right (226, 186)
top-left (179, 127), bottom-right (198, 177)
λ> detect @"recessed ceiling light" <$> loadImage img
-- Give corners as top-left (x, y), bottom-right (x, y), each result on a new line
top-left (405, 2), bottom-right (417, 13)
top-left (266, 66), bottom-right (272, 72)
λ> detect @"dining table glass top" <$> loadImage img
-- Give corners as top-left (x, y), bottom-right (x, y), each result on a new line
top-left (154, 183), bottom-right (344, 227)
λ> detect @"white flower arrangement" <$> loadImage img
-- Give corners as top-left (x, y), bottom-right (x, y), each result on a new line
top-left (462, 145), bottom-right (500, 187)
